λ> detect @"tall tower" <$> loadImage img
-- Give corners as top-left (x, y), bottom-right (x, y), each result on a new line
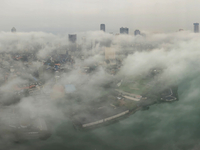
top-left (120, 27), bottom-right (124, 34)
top-left (11, 27), bottom-right (16, 33)
top-left (120, 27), bottom-right (129, 34)
top-left (194, 23), bottom-right (199, 33)
top-left (100, 24), bottom-right (105, 32)
top-left (124, 27), bottom-right (129, 34)
top-left (68, 34), bottom-right (77, 43)
top-left (68, 34), bottom-right (77, 52)
top-left (134, 30), bottom-right (140, 36)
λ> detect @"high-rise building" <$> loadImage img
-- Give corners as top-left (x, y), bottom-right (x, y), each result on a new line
top-left (68, 34), bottom-right (77, 52)
top-left (134, 30), bottom-right (140, 36)
top-left (120, 27), bottom-right (123, 34)
top-left (120, 27), bottom-right (129, 34)
top-left (194, 23), bottom-right (199, 33)
top-left (11, 27), bottom-right (16, 33)
top-left (100, 24), bottom-right (105, 32)
top-left (68, 34), bottom-right (77, 43)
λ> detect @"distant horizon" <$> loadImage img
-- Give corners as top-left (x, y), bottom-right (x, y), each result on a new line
top-left (1, 26), bottom-right (196, 34)
top-left (0, 0), bottom-right (199, 33)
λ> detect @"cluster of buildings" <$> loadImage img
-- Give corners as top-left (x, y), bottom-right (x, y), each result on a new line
top-left (179, 22), bottom-right (200, 33)
top-left (0, 52), bottom-right (53, 140)
top-left (100, 24), bottom-right (141, 36)
top-left (100, 22), bottom-right (200, 35)
top-left (8, 25), bottom-right (146, 77)
top-left (5, 24), bottom-right (180, 132)
top-left (68, 24), bottom-right (142, 44)
top-left (11, 22), bottom-right (200, 35)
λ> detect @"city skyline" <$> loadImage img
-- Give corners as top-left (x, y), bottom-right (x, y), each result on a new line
top-left (0, 0), bottom-right (200, 33)
top-left (1, 1), bottom-right (200, 150)
top-left (9, 22), bottom-right (200, 35)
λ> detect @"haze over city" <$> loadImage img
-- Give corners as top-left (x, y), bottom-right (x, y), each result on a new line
top-left (1, 0), bottom-right (200, 150)
top-left (1, 0), bottom-right (200, 33)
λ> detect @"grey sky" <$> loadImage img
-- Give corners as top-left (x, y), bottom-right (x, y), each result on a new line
top-left (0, 0), bottom-right (200, 33)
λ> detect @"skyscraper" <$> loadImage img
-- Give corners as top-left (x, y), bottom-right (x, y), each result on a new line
top-left (120, 27), bottom-right (129, 34)
top-left (194, 23), bottom-right (199, 33)
top-left (134, 30), bottom-right (140, 36)
top-left (68, 34), bottom-right (77, 52)
top-left (68, 34), bottom-right (77, 43)
top-left (120, 27), bottom-right (123, 34)
top-left (100, 24), bottom-right (105, 32)
top-left (11, 27), bottom-right (16, 33)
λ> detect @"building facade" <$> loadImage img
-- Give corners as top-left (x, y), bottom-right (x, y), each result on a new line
top-left (68, 34), bottom-right (77, 43)
top-left (134, 30), bottom-right (140, 36)
top-left (100, 24), bottom-right (105, 32)
top-left (120, 27), bottom-right (129, 34)
top-left (194, 23), bottom-right (199, 33)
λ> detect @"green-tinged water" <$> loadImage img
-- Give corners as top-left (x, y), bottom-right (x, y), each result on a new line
top-left (7, 77), bottom-right (200, 150)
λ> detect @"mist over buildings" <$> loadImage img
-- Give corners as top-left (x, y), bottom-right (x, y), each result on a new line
top-left (0, 30), bottom-right (199, 104)
top-left (1, 0), bottom-right (200, 149)
top-left (1, 29), bottom-right (200, 149)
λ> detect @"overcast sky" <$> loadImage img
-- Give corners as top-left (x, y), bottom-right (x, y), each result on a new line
top-left (0, 0), bottom-right (200, 33)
